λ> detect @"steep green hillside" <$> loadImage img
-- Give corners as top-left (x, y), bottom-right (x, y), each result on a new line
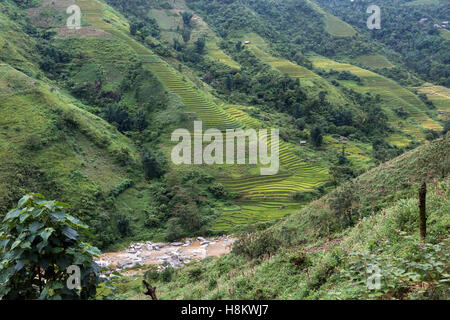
top-left (0, 64), bottom-right (145, 248)
top-left (1, 0), bottom-right (448, 248)
top-left (311, 55), bottom-right (442, 142)
top-left (315, 0), bottom-right (450, 86)
top-left (0, 0), bottom-right (448, 301)
top-left (117, 136), bottom-right (449, 300)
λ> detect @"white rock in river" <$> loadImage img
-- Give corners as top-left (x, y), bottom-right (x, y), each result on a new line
top-left (117, 260), bottom-right (134, 269)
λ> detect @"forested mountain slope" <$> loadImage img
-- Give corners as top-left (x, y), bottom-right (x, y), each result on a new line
top-left (115, 136), bottom-right (450, 300)
top-left (315, 0), bottom-right (450, 86)
top-left (0, 0), bottom-right (448, 250)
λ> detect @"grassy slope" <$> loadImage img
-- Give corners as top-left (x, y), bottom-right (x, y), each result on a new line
top-left (68, 0), bottom-right (447, 231)
top-left (0, 1), bottom-right (152, 248)
top-left (0, 63), bottom-right (141, 214)
top-left (148, 0), bottom-right (241, 70)
top-left (2, 0), bottom-right (448, 239)
top-left (71, 0), bottom-right (340, 231)
top-left (307, 0), bottom-right (356, 37)
top-left (310, 55), bottom-right (443, 143)
top-left (117, 136), bottom-right (449, 300)
top-left (0, 0), bottom-right (330, 234)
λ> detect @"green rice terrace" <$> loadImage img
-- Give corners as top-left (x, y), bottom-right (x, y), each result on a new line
top-left (8, 0), bottom-right (445, 234)
top-left (0, 0), bottom-right (449, 302)
top-left (310, 55), bottom-right (443, 143)
top-left (64, 0), bottom-right (333, 230)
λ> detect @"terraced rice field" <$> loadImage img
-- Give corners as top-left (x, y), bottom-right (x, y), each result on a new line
top-left (213, 110), bottom-right (329, 230)
top-left (388, 134), bottom-right (411, 148)
top-left (355, 55), bottom-right (394, 69)
top-left (148, 4), bottom-right (240, 69)
top-left (213, 201), bottom-right (302, 231)
top-left (77, 0), bottom-right (240, 130)
top-left (223, 105), bottom-right (262, 129)
top-left (323, 13), bottom-right (356, 37)
top-left (72, 0), bottom-right (330, 230)
top-left (307, 0), bottom-right (356, 37)
top-left (311, 56), bottom-right (442, 134)
top-left (205, 38), bottom-right (241, 69)
top-left (323, 136), bottom-right (372, 166)
top-left (77, 0), bottom-right (112, 31)
top-left (147, 63), bottom-right (242, 130)
top-left (413, 83), bottom-right (450, 122)
top-left (242, 34), bottom-right (349, 106)
top-left (243, 34), bottom-right (316, 78)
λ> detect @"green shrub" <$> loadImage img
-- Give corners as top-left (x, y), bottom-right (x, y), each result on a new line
top-left (161, 265), bottom-right (175, 283)
top-left (232, 230), bottom-right (281, 259)
top-left (0, 193), bottom-right (101, 300)
top-left (188, 266), bottom-right (203, 281)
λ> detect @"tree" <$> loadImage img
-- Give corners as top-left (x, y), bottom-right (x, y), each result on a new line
top-left (173, 37), bottom-right (183, 51)
top-left (195, 36), bottom-right (206, 54)
top-left (295, 118), bottom-right (306, 131)
top-left (310, 126), bottom-right (323, 147)
top-left (443, 121), bottom-right (450, 136)
top-left (130, 21), bottom-right (141, 36)
top-left (142, 148), bottom-right (167, 179)
top-left (0, 194), bottom-right (101, 300)
top-left (337, 146), bottom-right (348, 165)
top-left (134, 109), bottom-right (148, 131)
top-left (181, 28), bottom-right (191, 43)
top-left (117, 214), bottom-right (131, 237)
top-left (104, 104), bottom-right (131, 132)
top-left (181, 12), bottom-right (194, 26)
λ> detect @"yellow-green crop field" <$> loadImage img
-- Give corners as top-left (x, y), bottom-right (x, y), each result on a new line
top-left (311, 56), bottom-right (442, 134)
top-left (413, 83), bottom-right (450, 122)
top-left (355, 55), bottom-right (394, 69)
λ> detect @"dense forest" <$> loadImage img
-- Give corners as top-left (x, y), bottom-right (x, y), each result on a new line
top-left (316, 0), bottom-right (450, 86)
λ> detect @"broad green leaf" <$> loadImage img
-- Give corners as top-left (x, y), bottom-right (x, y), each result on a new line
top-left (32, 208), bottom-right (45, 218)
top-left (62, 227), bottom-right (78, 241)
top-left (40, 228), bottom-right (54, 242)
top-left (55, 201), bottom-right (70, 208)
top-left (19, 211), bottom-right (31, 223)
top-left (43, 201), bottom-right (55, 211)
top-left (20, 241), bottom-right (31, 250)
top-left (11, 239), bottom-right (21, 250)
top-left (50, 211), bottom-right (66, 222)
top-left (29, 221), bottom-right (43, 234)
top-left (67, 215), bottom-right (87, 228)
top-left (18, 195), bottom-right (32, 208)
top-left (36, 240), bottom-right (47, 253)
top-left (5, 209), bottom-right (21, 221)
top-left (39, 286), bottom-right (49, 300)
top-left (14, 260), bottom-right (25, 271)
top-left (0, 239), bottom-right (10, 250)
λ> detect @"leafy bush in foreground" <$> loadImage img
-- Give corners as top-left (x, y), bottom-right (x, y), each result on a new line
top-left (0, 194), bottom-right (101, 300)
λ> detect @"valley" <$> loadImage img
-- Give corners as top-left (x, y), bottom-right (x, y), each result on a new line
top-left (0, 0), bottom-right (448, 301)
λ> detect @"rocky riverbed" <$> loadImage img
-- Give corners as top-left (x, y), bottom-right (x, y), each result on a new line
top-left (95, 236), bottom-right (235, 274)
